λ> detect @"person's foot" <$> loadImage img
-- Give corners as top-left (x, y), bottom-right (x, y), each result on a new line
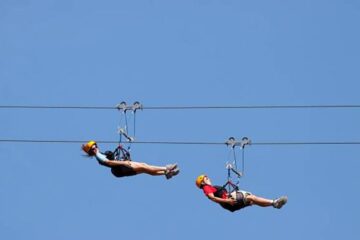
top-left (171, 167), bottom-right (180, 177)
top-left (273, 196), bottom-right (288, 209)
top-left (165, 167), bottom-right (180, 179)
top-left (166, 163), bottom-right (177, 171)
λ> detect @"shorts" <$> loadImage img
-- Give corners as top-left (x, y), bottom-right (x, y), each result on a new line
top-left (220, 190), bottom-right (252, 212)
top-left (231, 190), bottom-right (252, 207)
top-left (111, 165), bottom-right (137, 177)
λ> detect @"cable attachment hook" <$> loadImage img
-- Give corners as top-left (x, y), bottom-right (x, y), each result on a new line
top-left (240, 137), bottom-right (251, 149)
top-left (116, 101), bottom-right (129, 112)
top-left (226, 162), bottom-right (243, 178)
top-left (225, 136), bottom-right (251, 149)
top-left (132, 101), bottom-right (143, 113)
top-left (116, 101), bottom-right (143, 113)
top-left (225, 137), bottom-right (237, 148)
top-left (118, 127), bottom-right (135, 142)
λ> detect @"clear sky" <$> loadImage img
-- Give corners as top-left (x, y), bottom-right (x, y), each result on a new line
top-left (1, 1), bottom-right (360, 239)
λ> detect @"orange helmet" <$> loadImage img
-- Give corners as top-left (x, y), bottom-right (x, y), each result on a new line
top-left (82, 140), bottom-right (97, 154)
top-left (195, 174), bottom-right (206, 188)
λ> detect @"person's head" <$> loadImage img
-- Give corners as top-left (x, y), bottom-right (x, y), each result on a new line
top-left (82, 140), bottom-right (98, 156)
top-left (195, 174), bottom-right (211, 189)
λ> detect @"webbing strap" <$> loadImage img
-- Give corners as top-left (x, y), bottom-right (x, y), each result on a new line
top-left (114, 145), bottom-right (131, 161)
top-left (116, 102), bottom-right (142, 160)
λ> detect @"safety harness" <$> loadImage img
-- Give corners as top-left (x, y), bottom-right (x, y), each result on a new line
top-left (104, 145), bottom-right (131, 161)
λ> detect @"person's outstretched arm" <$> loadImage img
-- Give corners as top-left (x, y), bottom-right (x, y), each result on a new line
top-left (207, 193), bottom-right (236, 205)
top-left (95, 150), bottom-right (130, 167)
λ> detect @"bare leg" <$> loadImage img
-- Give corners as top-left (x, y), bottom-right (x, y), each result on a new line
top-left (246, 195), bottom-right (273, 207)
top-left (128, 162), bottom-right (167, 176)
top-left (107, 159), bottom-right (178, 177)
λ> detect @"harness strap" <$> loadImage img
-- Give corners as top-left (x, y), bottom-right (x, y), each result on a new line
top-left (116, 101), bottom-right (142, 155)
top-left (113, 145), bottom-right (131, 161)
top-left (213, 185), bottom-right (228, 198)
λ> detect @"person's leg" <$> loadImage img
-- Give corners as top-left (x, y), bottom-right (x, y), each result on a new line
top-left (129, 162), bottom-right (179, 178)
top-left (246, 194), bottom-right (288, 208)
top-left (129, 162), bottom-right (167, 175)
top-left (246, 195), bottom-right (274, 207)
top-left (273, 196), bottom-right (288, 209)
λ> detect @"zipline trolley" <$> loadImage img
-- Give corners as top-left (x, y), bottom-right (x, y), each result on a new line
top-left (110, 101), bottom-right (143, 160)
top-left (222, 136), bottom-right (251, 194)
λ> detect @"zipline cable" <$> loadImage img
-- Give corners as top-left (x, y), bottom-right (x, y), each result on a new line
top-left (1, 139), bottom-right (360, 145)
top-left (1, 104), bottom-right (360, 110)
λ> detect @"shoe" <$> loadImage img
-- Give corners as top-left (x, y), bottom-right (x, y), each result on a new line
top-left (171, 167), bottom-right (180, 177)
top-left (273, 196), bottom-right (288, 209)
top-left (166, 163), bottom-right (178, 171)
top-left (165, 167), bottom-right (180, 179)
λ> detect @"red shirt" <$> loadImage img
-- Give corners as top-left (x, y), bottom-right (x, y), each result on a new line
top-left (202, 185), bottom-right (228, 199)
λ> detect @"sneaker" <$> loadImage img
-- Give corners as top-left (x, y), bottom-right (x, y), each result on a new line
top-left (273, 196), bottom-right (288, 209)
top-left (171, 167), bottom-right (180, 177)
top-left (166, 163), bottom-right (178, 171)
top-left (165, 167), bottom-right (180, 179)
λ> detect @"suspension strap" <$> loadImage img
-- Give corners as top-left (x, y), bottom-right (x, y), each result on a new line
top-left (111, 145), bottom-right (130, 160)
top-left (118, 128), bottom-right (134, 142)
top-left (225, 136), bottom-right (251, 177)
top-left (115, 101), bottom-right (142, 159)
top-left (222, 179), bottom-right (239, 197)
top-left (227, 163), bottom-right (243, 178)
top-left (116, 101), bottom-right (142, 142)
top-left (132, 101), bottom-right (141, 140)
top-left (118, 145), bottom-right (131, 160)
top-left (224, 136), bottom-right (251, 192)
top-left (240, 137), bottom-right (251, 176)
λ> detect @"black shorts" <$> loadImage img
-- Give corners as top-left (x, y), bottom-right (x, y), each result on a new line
top-left (111, 165), bottom-right (137, 177)
top-left (220, 192), bottom-right (251, 212)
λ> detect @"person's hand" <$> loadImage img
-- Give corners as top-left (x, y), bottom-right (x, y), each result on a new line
top-left (227, 198), bottom-right (237, 206)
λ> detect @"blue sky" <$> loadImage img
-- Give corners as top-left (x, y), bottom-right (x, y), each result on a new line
top-left (1, 1), bottom-right (360, 239)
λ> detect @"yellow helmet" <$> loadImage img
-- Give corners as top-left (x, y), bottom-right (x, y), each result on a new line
top-left (82, 140), bottom-right (97, 154)
top-left (195, 174), bottom-right (206, 188)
